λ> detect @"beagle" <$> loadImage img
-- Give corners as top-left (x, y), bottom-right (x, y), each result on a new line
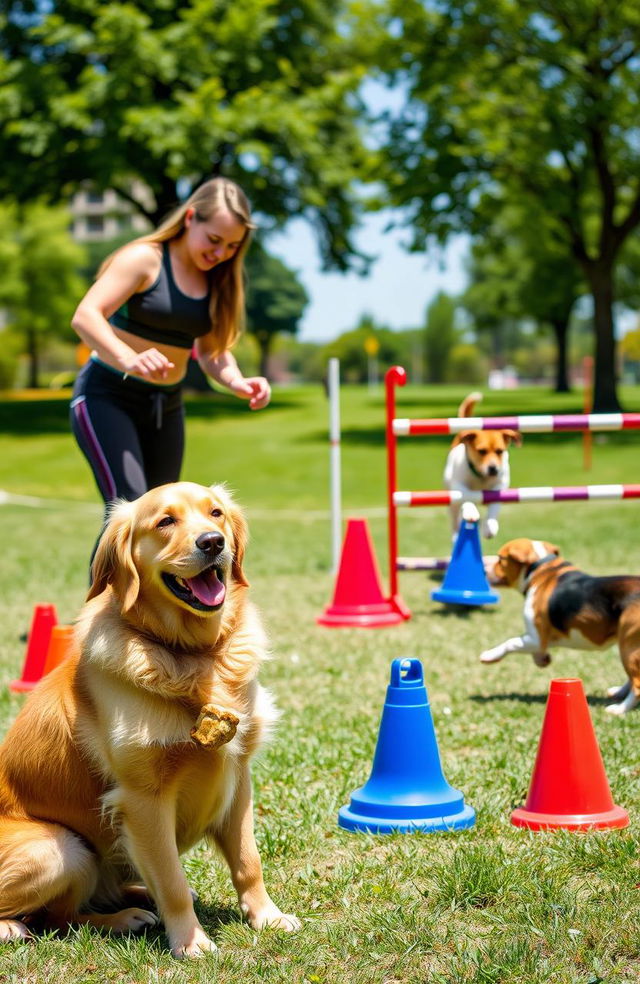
top-left (443, 392), bottom-right (521, 540)
top-left (481, 537), bottom-right (640, 715)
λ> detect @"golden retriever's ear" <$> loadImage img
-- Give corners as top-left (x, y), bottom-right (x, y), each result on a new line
top-left (229, 502), bottom-right (250, 587)
top-left (503, 429), bottom-right (522, 447)
top-left (87, 501), bottom-right (140, 611)
top-left (210, 483), bottom-right (250, 588)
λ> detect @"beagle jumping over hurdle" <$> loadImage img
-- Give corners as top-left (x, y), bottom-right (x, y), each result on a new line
top-left (480, 537), bottom-right (640, 715)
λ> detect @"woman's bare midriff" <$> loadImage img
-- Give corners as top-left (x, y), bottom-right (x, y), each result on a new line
top-left (99, 324), bottom-right (195, 385)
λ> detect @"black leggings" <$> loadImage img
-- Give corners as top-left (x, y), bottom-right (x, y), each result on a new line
top-left (70, 358), bottom-right (185, 519)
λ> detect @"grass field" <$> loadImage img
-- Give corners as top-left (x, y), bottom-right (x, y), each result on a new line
top-left (1, 379), bottom-right (640, 983)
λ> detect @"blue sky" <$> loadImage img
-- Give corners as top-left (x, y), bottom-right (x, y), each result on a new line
top-left (269, 211), bottom-right (470, 344)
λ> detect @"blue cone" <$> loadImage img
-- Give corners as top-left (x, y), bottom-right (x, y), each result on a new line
top-left (431, 515), bottom-right (499, 606)
top-left (338, 659), bottom-right (475, 834)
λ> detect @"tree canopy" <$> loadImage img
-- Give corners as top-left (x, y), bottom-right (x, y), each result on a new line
top-left (0, 0), bottom-right (372, 270)
top-left (245, 240), bottom-right (309, 377)
top-left (463, 199), bottom-right (584, 391)
top-left (374, 0), bottom-right (640, 409)
top-left (0, 202), bottom-right (87, 387)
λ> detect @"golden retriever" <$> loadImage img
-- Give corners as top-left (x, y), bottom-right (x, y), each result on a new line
top-left (0, 481), bottom-right (300, 957)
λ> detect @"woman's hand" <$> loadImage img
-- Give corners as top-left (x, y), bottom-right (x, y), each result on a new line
top-left (227, 375), bottom-right (271, 410)
top-left (122, 348), bottom-right (175, 381)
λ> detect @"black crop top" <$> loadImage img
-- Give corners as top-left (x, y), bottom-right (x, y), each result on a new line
top-left (110, 243), bottom-right (212, 349)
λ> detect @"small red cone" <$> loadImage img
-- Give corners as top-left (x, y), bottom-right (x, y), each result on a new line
top-left (317, 518), bottom-right (410, 627)
top-left (511, 678), bottom-right (629, 831)
top-left (10, 604), bottom-right (58, 692)
top-left (42, 625), bottom-right (77, 676)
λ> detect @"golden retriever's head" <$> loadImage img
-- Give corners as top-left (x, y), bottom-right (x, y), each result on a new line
top-left (488, 538), bottom-right (561, 588)
top-left (88, 482), bottom-right (249, 619)
top-left (454, 429), bottom-right (522, 480)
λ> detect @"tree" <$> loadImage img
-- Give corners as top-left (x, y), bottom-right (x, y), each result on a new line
top-left (0, 202), bottom-right (87, 387)
top-left (463, 201), bottom-right (584, 392)
top-left (323, 317), bottom-right (406, 383)
top-left (423, 292), bottom-right (459, 383)
top-left (0, 0), bottom-right (372, 271)
top-left (375, 0), bottom-right (640, 410)
top-left (245, 241), bottom-right (309, 378)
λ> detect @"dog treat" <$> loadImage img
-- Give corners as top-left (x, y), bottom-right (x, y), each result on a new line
top-left (190, 705), bottom-right (239, 749)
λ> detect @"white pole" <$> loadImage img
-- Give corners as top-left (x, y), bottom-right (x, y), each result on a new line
top-left (328, 358), bottom-right (342, 573)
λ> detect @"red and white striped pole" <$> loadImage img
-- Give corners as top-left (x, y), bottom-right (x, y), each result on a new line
top-left (394, 485), bottom-right (640, 507)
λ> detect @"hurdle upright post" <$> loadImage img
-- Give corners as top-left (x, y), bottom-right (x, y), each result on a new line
top-left (328, 358), bottom-right (342, 574)
top-left (583, 355), bottom-right (594, 471)
top-left (385, 366), bottom-right (407, 608)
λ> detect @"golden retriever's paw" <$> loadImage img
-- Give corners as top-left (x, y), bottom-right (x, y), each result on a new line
top-left (92, 907), bottom-right (159, 934)
top-left (248, 906), bottom-right (301, 932)
top-left (170, 925), bottom-right (218, 959)
top-left (191, 705), bottom-right (239, 749)
top-left (0, 918), bottom-right (33, 942)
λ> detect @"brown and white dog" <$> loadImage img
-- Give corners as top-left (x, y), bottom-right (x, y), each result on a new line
top-left (481, 537), bottom-right (640, 715)
top-left (443, 392), bottom-right (521, 540)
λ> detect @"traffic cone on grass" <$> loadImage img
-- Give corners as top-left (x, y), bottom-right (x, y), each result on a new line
top-left (42, 625), bottom-right (76, 676)
top-left (317, 518), bottom-right (409, 627)
top-left (338, 658), bottom-right (475, 833)
top-left (511, 678), bottom-right (629, 831)
top-left (10, 603), bottom-right (58, 692)
top-left (431, 510), bottom-right (498, 607)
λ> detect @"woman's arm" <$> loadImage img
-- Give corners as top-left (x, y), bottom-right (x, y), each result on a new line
top-left (71, 243), bottom-right (175, 380)
top-left (195, 341), bottom-right (271, 410)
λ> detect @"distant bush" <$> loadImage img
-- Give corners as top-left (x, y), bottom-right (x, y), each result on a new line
top-left (446, 343), bottom-right (489, 383)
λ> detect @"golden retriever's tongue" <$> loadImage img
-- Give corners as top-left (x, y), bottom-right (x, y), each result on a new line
top-left (186, 570), bottom-right (226, 607)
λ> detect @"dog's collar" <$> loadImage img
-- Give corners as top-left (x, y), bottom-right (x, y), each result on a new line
top-left (464, 450), bottom-right (485, 480)
top-left (522, 554), bottom-right (568, 592)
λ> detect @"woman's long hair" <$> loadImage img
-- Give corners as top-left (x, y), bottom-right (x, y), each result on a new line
top-left (98, 177), bottom-right (255, 355)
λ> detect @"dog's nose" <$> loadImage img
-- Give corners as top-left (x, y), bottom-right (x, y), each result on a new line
top-left (487, 465), bottom-right (499, 477)
top-left (196, 531), bottom-right (225, 555)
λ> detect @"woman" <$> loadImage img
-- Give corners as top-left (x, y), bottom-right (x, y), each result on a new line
top-left (70, 177), bottom-right (269, 528)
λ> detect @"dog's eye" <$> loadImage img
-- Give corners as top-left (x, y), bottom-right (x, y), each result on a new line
top-left (157, 516), bottom-right (175, 528)
top-left (478, 449), bottom-right (488, 456)
top-left (211, 508), bottom-right (223, 518)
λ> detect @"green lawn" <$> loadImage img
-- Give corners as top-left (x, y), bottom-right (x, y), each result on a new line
top-left (1, 380), bottom-right (640, 983)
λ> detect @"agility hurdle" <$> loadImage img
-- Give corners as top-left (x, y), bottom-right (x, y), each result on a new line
top-left (385, 365), bottom-right (640, 597)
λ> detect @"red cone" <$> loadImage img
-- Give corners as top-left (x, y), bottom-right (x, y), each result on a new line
top-left (43, 625), bottom-right (77, 676)
top-left (511, 678), bottom-right (629, 831)
top-left (317, 518), bottom-right (410, 627)
top-left (10, 604), bottom-right (58, 692)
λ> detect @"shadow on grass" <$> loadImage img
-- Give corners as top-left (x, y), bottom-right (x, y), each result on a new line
top-left (0, 392), bottom-right (302, 436)
top-left (470, 690), bottom-right (615, 707)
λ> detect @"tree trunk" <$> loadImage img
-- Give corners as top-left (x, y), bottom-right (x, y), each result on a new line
top-left (584, 263), bottom-right (621, 412)
top-left (27, 327), bottom-right (39, 389)
top-left (550, 318), bottom-right (570, 393)
top-left (257, 333), bottom-right (272, 380)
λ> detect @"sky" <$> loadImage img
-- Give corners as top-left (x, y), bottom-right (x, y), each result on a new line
top-left (269, 211), bottom-right (470, 344)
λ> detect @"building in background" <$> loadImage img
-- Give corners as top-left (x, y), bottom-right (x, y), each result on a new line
top-left (69, 182), bottom-right (152, 242)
